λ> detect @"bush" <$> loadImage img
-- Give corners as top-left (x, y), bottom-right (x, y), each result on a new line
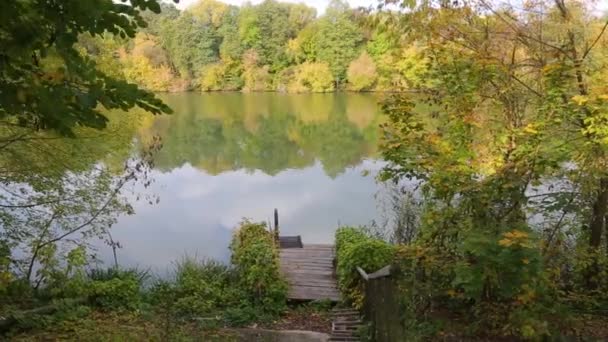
top-left (86, 268), bottom-right (144, 311)
top-left (347, 52), bottom-right (377, 91)
top-left (287, 62), bottom-right (335, 93)
top-left (199, 60), bottom-right (243, 91)
top-left (172, 257), bottom-right (236, 317)
top-left (335, 227), bottom-right (395, 308)
top-left (242, 65), bottom-right (270, 92)
top-left (392, 228), bottom-right (557, 339)
top-left (230, 220), bottom-right (287, 317)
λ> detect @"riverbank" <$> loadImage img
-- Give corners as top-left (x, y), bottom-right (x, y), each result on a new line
top-left (8, 307), bottom-right (334, 342)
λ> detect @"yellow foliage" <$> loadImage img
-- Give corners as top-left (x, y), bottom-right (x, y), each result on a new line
top-left (347, 52), bottom-right (377, 91)
top-left (123, 54), bottom-right (174, 92)
top-left (572, 95), bottom-right (589, 106)
top-left (122, 34), bottom-right (177, 91)
top-left (199, 63), bottom-right (227, 91)
top-left (498, 229), bottom-right (532, 248)
top-left (288, 62), bottom-right (334, 93)
top-left (187, 0), bottom-right (229, 28)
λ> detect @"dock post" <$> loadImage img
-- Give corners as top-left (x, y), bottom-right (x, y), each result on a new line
top-left (273, 208), bottom-right (279, 242)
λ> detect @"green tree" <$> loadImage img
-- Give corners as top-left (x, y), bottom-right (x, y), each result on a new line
top-left (159, 12), bottom-right (220, 80)
top-left (0, 0), bottom-right (170, 136)
top-left (0, 0), bottom-right (171, 285)
top-left (218, 6), bottom-right (244, 61)
top-left (314, 0), bottom-right (363, 85)
top-left (239, 1), bottom-right (293, 73)
top-left (287, 23), bottom-right (320, 64)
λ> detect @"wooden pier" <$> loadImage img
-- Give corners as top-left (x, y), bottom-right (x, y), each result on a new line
top-left (272, 209), bottom-right (340, 301)
top-left (279, 243), bottom-right (340, 301)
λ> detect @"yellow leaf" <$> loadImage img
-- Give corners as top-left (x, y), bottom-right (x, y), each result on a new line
top-left (572, 95), bottom-right (588, 106)
top-left (522, 258), bottom-right (530, 264)
top-left (498, 238), bottom-right (513, 247)
top-left (523, 124), bottom-right (538, 134)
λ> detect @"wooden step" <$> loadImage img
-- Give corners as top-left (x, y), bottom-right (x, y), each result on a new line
top-left (331, 332), bottom-right (358, 338)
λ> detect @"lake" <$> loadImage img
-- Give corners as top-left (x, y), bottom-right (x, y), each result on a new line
top-left (102, 92), bottom-right (387, 271)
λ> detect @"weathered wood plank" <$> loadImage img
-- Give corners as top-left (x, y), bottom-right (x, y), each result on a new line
top-left (279, 244), bottom-right (340, 301)
top-left (280, 255), bottom-right (335, 261)
top-left (283, 264), bottom-right (333, 268)
top-left (285, 273), bottom-right (336, 281)
top-left (283, 251), bottom-right (334, 255)
top-left (289, 286), bottom-right (340, 300)
top-left (281, 261), bottom-right (333, 267)
top-left (280, 258), bottom-right (334, 264)
top-left (280, 269), bottom-right (334, 276)
top-left (287, 278), bottom-right (336, 288)
top-left (302, 244), bottom-right (334, 248)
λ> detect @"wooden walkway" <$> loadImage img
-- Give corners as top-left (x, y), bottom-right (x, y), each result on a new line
top-left (279, 244), bottom-right (341, 301)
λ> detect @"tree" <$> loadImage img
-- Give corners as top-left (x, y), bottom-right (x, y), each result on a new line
top-left (188, 0), bottom-right (230, 28)
top-left (122, 34), bottom-right (176, 91)
top-left (287, 23), bottom-right (320, 64)
top-left (218, 6), bottom-right (244, 61)
top-left (240, 0), bottom-right (293, 73)
top-left (378, 0), bottom-right (608, 336)
top-left (242, 50), bottom-right (271, 92)
top-left (288, 4), bottom-right (317, 32)
top-left (315, 0), bottom-right (363, 85)
top-left (347, 52), bottom-right (377, 91)
top-left (0, 0), bottom-right (171, 136)
top-left (158, 12), bottom-right (220, 81)
top-left (0, 0), bottom-right (171, 284)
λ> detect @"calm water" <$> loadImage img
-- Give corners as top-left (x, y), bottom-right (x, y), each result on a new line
top-left (103, 92), bottom-right (386, 270)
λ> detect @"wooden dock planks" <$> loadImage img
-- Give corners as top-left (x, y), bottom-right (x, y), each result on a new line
top-left (279, 244), bottom-right (341, 301)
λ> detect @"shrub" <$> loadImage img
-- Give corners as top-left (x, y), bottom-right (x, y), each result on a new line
top-left (172, 257), bottom-right (236, 317)
top-left (230, 220), bottom-right (287, 317)
top-left (392, 227), bottom-right (557, 339)
top-left (86, 268), bottom-right (144, 311)
top-left (287, 62), bottom-right (334, 93)
top-left (242, 65), bottom-right (270, 92)
top-left (347, 52), bottom-right (377, 91)
top-left (335, 227), bottom-right (395, 308)
top-left (335, 227), bottom-right (368, 256)
top-left (199, 60), bottom-right (243, 91)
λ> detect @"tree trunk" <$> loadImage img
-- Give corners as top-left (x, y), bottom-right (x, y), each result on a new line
top-left (586, 177), bottom-right (608, 289)
top-left (589, 178), bottom-right (608, 249)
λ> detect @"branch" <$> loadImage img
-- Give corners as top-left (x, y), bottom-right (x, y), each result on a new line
top-left (582, 20), bottom-right (608, 60)
top-left (37, 172), bottom-right (135, 249)
top-left (479, 0), bottom-right (572, 59)
top-left (26, 211), bottom-right (59, 281)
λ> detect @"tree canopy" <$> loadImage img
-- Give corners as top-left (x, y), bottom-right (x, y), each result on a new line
top-left (77, 0), bottom-right (427, 93)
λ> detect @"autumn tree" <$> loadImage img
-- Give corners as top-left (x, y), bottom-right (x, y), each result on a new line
top-left (378, 0), bottom-right (608, 337)
top-left (347, 52), bottom-right (377, 91)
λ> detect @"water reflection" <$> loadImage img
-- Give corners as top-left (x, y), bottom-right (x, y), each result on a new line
top-left (142, 92), bottom-right (384, 177)
top-left (105, 93), bottom-right (385, 270)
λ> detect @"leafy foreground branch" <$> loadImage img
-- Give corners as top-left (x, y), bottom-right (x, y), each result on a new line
top-left (0, 220), bottom-right (291, 340)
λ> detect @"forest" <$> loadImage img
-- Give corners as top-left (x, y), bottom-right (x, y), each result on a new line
top-left (2, 0), bottom-right (608, 340)
top-left (82, 0), bottom-right (425, 92)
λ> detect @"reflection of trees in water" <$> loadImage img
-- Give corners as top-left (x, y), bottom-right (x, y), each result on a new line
top-left (140, 93), bottom-right (383, 177)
